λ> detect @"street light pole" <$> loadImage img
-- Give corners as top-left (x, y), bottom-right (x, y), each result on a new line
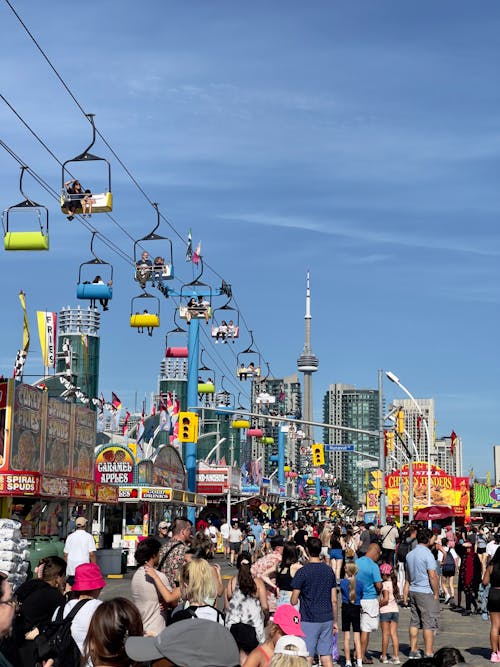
top-left (378, 369), bottom-right (386, 525)
top-left (386, 371), bottom-right (432, 524)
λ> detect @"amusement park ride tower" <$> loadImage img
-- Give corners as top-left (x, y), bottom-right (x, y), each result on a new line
top-left (296, 272), bottom-right (319, 452)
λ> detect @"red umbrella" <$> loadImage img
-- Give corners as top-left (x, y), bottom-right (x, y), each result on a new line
top-left (414, 505), bottom-right (454, 521)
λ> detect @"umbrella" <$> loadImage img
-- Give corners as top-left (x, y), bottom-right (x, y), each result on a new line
top-left (414, 505), bottom-right (454, 521)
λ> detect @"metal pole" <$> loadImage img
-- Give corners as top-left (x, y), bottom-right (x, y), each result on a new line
top-left (409, 456), bottom-right (414, 522)
top-left (399, 467), bottom-right (403, 521)
top-left (186, 317), bottom-right (200, 524)
top-left (379, 369), bottom-right (386, 525)
top-left (278, 423), bottom-right (285, 487)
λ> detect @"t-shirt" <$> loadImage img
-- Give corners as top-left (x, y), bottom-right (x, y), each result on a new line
top-left (63, 530), bottom-right (96, 576)
top-left (487, 541), bottom-right (499, 559)
top-left (380, 580), bottom-right (398, 614)
top-left (291, 562), bottom-right (336, 623)
top-left (229, 527), bottom-right (242, 543)
top-left (406, 544), bottom-right (436, 594)
top-left (53, 598), bottom-right (101, 654)
top-left (131, 566), bottom-right (172, 635)
top-left (171, 604), bottom-right (225, 625)
top-left (356, 556), bottom-right (382, 600)
top-left (340, 577), bottom-right (363, 605)
top-left (293, 529), bottom-right (308, 547)
top-left (358, 530), bottom-right (371, 554)
top-left (220, 523), bottom-right (230, 540)
top-left (380, 525), bottom-right (398, 550)
top-left (251, 523), bottom-right (263, 544)
top-left (437, 547), bottom-right (457, 564)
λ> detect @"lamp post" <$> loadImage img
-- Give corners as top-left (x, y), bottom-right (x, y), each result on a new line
top-left (386, 371), bottom-right (432, 523)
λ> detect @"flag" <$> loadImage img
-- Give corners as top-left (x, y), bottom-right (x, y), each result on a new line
top-left (185, 229), bottom-right (193, 262)
top-left (192, 241), bottom-right (201, 265)
top-left (450, 430), bottom-right (458, 456)
top-left (122, 411), bottom-right (131, 435)
top-left (111, 392), bottom-right (122, 410)
top-left (13, 291), bottom-right (30, 378)
top-left (137, 414), bottom-right (145, 444)
top-left (219, 456), bottom-right (227, 466)
top-left (37, 311), bottom-right (57, 369)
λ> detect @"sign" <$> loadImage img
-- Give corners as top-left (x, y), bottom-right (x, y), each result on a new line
top-left (10, 383), bottom-right (45, 472)
top-left (44, 398), bottom-right (71, 477)
top-left (70, 479), bottom-right (95, 501)
top-left (324, 444), bottom-right (355, 452)
top-left (41, 475), bottom-right (70, 497)
top-left (152, 446), bottom-right (185, 489)
top-left (119, 487), bottom-right (139, 500)
top-left (37, 311), bottom-right (57, 368)
top-left (72, 405), bottom-right (96, 481)
top-left (95, 446), bottom-right (134, 485)
top-left (141, 487), bottom-right (172, 501)
top-left (0, 473), bottom-right (39, 495)
top-left (96, 484), bottom-right (119, 504)
top-left (196, 466), bottom-right (229, 495)
top-left (357, 460), bottom-right (378, 469)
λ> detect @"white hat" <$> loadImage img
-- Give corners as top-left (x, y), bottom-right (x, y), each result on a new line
top-left (274, 635), bottom-right (309, 657)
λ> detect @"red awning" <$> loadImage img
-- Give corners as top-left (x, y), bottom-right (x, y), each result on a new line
top-left (414, 505), bottom-right (454, 521)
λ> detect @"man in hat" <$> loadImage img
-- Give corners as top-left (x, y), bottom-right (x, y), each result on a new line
top-left (125, 617), bottom-right (240, 667)
top-left (252, 534), bottom-right (284, 612)
top-left (63, 516), bottom-right (96, 586)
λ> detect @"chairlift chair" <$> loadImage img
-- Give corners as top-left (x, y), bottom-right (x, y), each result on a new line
top-left (198, 348), bottom-right (216, 395)
top-left (61, 114), bottom-right (112, 215)
top-left (76, 232), bottom-right (113, 302)
top-left (236, 331), bottom-right (262, 380)
top-left (133, 203), bottom-right (174, 291)
top-left (178, 260), bottom-right (213, 321)
top-left (130, 292), bottom-right (160, 330)
top-left (3, 167), bottom-right (49, 251)
top-left (165, 317), bottom-right (188, 358)
top-left (212, 294), bottom-right (239, 343)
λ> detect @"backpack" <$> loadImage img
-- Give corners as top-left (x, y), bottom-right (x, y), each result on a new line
top-left (442, 548), bottom-right (456, 576)
top-left (34, 598), bottom-right (90, 667)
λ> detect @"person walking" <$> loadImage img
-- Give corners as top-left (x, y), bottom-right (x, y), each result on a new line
top-left (339, 562), bottom-right (363, 667)
top-left (437, 537), bottom-right (459, 604)
top-left (357, 524), bottom-right (371, 559)
top-left (403, 527), bottom-right (440, 659)
top-left (251, 535), bottom-right (284, 613)
top-left (356, 543), bottom-right (382, 664)
top-left (457, 541), bottom-right (482, 616)
top-left (482, 547), bottom-right (500, 662)
top-left (229, 519), bottom-right (243, 566)
top-left (63, 516), bottom-right (96, 587)
top-left (158, 516), bottom-right (192, 588)
top-left (380, 519), bottom-right (399, 565)
top-left (290, 536), bottom-right (338, 667)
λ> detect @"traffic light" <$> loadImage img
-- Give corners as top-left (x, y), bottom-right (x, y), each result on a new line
top-left (311, 443), bottom-right (325, 466)
top-left (384, 430), bottom-right (395, 455)
top-left (396, 409), bottom-right (405, 435)
top-left (178, 412), bottom-right (199, 442)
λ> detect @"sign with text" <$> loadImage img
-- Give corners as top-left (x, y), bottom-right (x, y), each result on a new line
top-left (324, 444), bottom-right (355, 452)
top-left (95, 446), bottom-right (134, 485)
top-left (0, 473), bottom-right (39, 495)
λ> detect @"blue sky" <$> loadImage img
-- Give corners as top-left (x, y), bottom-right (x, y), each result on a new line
top-left (1, 1), bottom-right (500, 477)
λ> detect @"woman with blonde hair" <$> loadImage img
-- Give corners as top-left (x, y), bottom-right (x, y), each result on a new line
top-left (269, 635), bottom-right (309, 667)
top-left (171, 558), bottom-right (224, 623)
top-left (339, 561), bottom-right (363, 667)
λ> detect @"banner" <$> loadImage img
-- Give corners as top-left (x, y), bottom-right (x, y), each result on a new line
top-left (13, 291), bottom-right (30, 378)
top-left (37, 311), bottom-right (57, 369)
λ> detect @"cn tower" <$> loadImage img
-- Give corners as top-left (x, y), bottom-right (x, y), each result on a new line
top-left (297, 271), bottom-right (319, 445)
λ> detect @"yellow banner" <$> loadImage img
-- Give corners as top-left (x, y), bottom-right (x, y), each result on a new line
top-left (37, 311), bottom-right (57, 368)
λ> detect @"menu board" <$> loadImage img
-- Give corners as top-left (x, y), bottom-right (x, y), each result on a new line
top-left (10, 384), bottom-right (45, 472)
top-left (44, 398), bottom-right (72, 476)
top-left (72, 405), bottom-right (95, 480)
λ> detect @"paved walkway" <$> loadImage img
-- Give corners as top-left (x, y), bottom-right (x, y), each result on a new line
top-left (101, 558), bottom-right (492, 665)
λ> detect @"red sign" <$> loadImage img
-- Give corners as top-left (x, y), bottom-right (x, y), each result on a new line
top-left (95, 446), bottom-right (134, 485)
top-left (196, 467), bottom-right (229, 495)
top-left (0, 473), bottom-right (39, 495)
top-left (197, 484), bottom-right (225, 495)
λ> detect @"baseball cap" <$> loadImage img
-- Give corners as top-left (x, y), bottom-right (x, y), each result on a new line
top-left (273, 604), bottom-right (305, 637)
top-left (158, 521), bottom-right (169, 529)
top-left (125, 618), bottom-right (240, 667)
top-left (274, 635), bottom-right (309, 657)
top-left (75, 517), bottom-right (87, 527)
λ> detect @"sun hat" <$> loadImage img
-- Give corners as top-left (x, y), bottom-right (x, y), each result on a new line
top-left (75, 516), bottom-right (88, 527)
top-left (158, 520), bottom-right (169, 529)
top-left (273, 604), bottom-right (305, 637)
top-left (72, 563), bottom-right (106, 592)
top-left (380, 563), bottom-right (393, 575)
top-left (126, 618), bottom-right (240, 667)
top-left (274, 635), bottom-right (309, 658)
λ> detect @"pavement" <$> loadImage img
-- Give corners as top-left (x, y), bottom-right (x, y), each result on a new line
top-left (101, 556), bottom-right (493, 665)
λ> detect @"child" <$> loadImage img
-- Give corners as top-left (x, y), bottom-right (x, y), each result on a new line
top-left (81, 189), bottom-right (95, 217)
top-left (379, 563), bottom-right (400, 664)
top-left (340, 562), bottom-right (363, 667)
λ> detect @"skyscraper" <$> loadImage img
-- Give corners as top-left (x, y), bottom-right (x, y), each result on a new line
top-left (323, 384), bottom-right (379, 502)
top-left (296, 272), bottom-right (319, 452)
top-left (390, 398), bottom-right (435, 470)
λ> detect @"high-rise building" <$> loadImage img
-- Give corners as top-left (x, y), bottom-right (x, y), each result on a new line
top-left (434, 435), bottom-right (463, 476)
top-left (297, 272), bottom-right (319, 450)
top-left (323, 384), bottom-right (379, 502)
top-left (389, 398), bottom-right (435, 470)
top-left (249, 374), bottom-right (302, 475)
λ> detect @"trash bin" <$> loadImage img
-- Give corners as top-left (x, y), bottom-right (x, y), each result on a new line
top-left (95, 548), bottom-right (122, 576)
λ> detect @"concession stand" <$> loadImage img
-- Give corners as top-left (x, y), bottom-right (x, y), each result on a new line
top-left (97, 443), bottom-right (206, 564)
top-left (0, 380), bottom-right (117, 539)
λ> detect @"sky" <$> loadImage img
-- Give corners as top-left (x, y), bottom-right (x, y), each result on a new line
top-left (1, 1), bottom-right (499, 478)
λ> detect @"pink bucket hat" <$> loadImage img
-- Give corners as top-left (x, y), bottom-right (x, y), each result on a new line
top-left (72, 562), bottom-right (106, 591)
top-left (273, 604), bottom-right (305, 637)
top-left (380, 563), bottom-right (393, 575)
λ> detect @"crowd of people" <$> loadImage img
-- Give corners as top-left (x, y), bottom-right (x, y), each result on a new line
top-left (0, 513), bottom-right (498, 666)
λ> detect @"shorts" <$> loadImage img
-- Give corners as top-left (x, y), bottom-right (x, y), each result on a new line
top-left (380, 611), bottom-right (399, 623)
top-left (342, 603), bottom-right (361, 632)
top-left (330, 549), bottom-right (343, 560)
top-left (409, 591), bottom-right (440, 630)
top-left (302, 620), bottom-right (333, 657)
top-left (360, 599), bottom-right (380, 632)
top-left (229, 542), bottom-right (241, 552)
top-left (487, 587), bottom-right (500, 613)
top-left (321, 546), bottom-right (329, 558)
top-left (477, 547), bottom-right (486, 554)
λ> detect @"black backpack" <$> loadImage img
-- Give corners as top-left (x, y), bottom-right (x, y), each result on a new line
top-left (442, 548), bottom-right (456, 576)
top-left (34, 598), bottom-right (90, 667)
top-left (396, 540), bottom-right (410, 563)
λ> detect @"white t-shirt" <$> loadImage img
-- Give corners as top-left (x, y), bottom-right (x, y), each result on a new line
top-left (208, 525), bottom-right (218, 543)
top-left (437, 547), bottom-right (458, 563)
top-left (220, 523), bottom-right (230, 540)
top-left (131, 566), bottom-right (172, 636)
top-left (53, 598), bottom-right (102, 653)
top-left (380, 525), bottom-right (399, 549)
top-left (487, 541), bottom-right (499, 559)
top-left (229, 527), bottom-right (242, 543)
top-left (64, 530), bottom-right (97, 576)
